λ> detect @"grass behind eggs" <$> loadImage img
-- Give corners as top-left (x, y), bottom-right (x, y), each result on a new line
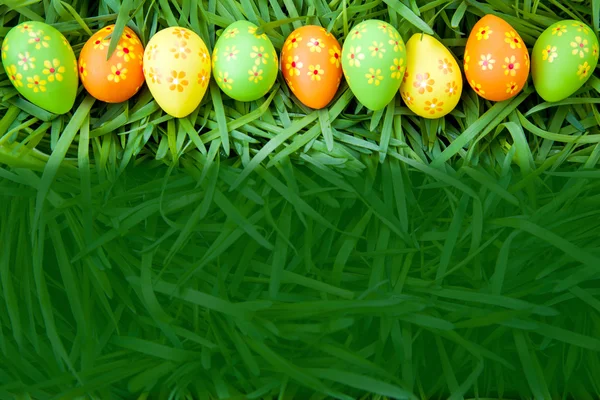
top-left (2, 0), bottom-right (600, 399)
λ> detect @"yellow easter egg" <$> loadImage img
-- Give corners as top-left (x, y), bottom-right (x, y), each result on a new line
top-left (399, 34), bottom-right (462, 119)
top-left (143, 27), bottom-right (211, 118)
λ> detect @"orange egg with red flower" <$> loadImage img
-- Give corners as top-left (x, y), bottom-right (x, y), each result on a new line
top-left (281, 25), bottom-right (343, 109)
top-left (78, 25), bottom-right (145, 103)
top-left (464, 15), bottom-right (529, 101)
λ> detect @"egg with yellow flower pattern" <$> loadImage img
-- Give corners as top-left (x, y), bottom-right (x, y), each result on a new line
top-left (341, 19), bottom-right (406, 111)
top-left (532, 20), bottom-right (599, 102)
top-left (79, 25), bottom-right (145, 103)
top-left (143, 26), bottom-right (211, 118)
top-left (281, 25), bottom-right (343, 109)
top-left (1, 21), bottom-right (78, 114)
top-left (464, 14), bottom-right (529, 101)
top-left (400, 34), bottom-right (462, 118)
top-left (213, 21), bottom-right (278, 102)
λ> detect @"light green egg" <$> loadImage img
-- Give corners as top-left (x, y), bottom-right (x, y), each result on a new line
top-left (212, 21), bottom-right (278, 102)
top-left (1, 21), bottom-right (78, 114)
top-left (341, 19), bottom-right (406, 111)
top-left (532, 20), bottom-right (599, 102)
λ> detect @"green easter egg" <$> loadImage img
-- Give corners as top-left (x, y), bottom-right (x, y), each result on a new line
top-left (532, 20), bottom-right (599, 102)
top-left (212, 21), bottom-right (278, 102)
top-left (341, 19), bottom-right (406, 111)
top-left (2, 21), bottom-right (78, 114)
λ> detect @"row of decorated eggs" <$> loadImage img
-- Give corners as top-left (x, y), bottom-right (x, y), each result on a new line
top-left (1, 17), bottom-right (598, 119)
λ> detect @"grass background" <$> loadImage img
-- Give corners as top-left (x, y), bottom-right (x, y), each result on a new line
top-left (2, 0), bottom-right (600, 399)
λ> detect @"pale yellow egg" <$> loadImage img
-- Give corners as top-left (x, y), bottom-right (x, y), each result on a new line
top-left (399, 34), bottom-right (462, 119)
top-left (143, 27), bottom-right (211, 118)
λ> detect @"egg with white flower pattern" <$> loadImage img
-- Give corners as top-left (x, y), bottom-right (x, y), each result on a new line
top-left (341, 19), bottom-right (406, 111)
top-left (212, 21), bottom-right (278, 102)
top-left (1, 21), bottom-right (78, 114)
top-left (143, 26), bottom-right (211, 118)
top-left (79, 25), bottom-right (145, 103)
top-left (281, 25), bottom-right (343, 109)
top-left (532, 20), bottom-right (599, 102)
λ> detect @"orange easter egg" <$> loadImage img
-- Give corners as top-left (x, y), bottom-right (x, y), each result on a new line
top-left (78, 25), bottom-right (145, 103)
top-left (281, 25), bottom-right (342, 109)
top-left (464, 14), bottom-right (530, 101)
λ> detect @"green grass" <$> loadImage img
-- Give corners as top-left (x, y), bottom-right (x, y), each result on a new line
top-left (2, 0), bottom-right (600, 399)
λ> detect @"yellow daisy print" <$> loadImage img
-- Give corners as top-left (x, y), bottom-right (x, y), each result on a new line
top-left (390, 58), bottom-right (404, 79)
top-left (1, 38), bottom-right (8, 60)
top-left (551, 25), bottom-right (567, 36)
top-left (470, 79), bottom-right (485, 95)
top-left (570, 36), bottom-right (589, 58)
top-left (217, 71), bottom-right (233, 90)
top-left (365, 68), bottom-right (383, 86)
top-left (577, 61), bottom-right (591, 80)
top-left (224, 28), bottom-right (239, 39)
top-left (286, 55), bottom-right (303, 76)
top-left (506, 82), bottom-right (518, 95)
top-left (504, 31), bottom-right (522, 49)
top-left (117, 44), bottom-right (136, 62)
top-left (572, 22), bottom-right (589, 34)
top-left (502, 56), bottom-right (520, 76)
top-left (542, 45), bottom-right (558, 62)
top-left (224, 46), bottom-right (239, 62)
top-left (329, 46), bottom-right (341, 68)
top-left (6, 65), bottom-right (23, 87)
top-left (388, 36), bottom-right (403, 52)
top-left (42, 59), bottom-right (65, 82)
top-left (79, 61), bottom-right (88, 81)
top-left (308, 64), bottom-right (324, 81)
top-left (351, 24), bottom-right (367, 40)
top-left (250, 46), bottom-right (269, 65)
top-left (27, 75), bottom-right (47, 92)
top-left (19, 23), bottom-right (33, 34)
top-left (28, 30), bottom-right (51, 49)
top-left (369, 42), bottom-right (386, 58)
top-left (108, 63), bottom-right (128, 83)
top-left (476, 26), bottom-right (492, 40)
top-left (248, 26), bottom-right (267, 40)
top-left (248, 66), bottom-right (264, 83)
top-left (285, 32), bottom-right (302, 50)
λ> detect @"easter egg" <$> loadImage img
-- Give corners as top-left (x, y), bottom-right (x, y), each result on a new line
top-left (280, 25), bottom-right (342, 109)
top-left (532, 20), bottom-right (599, 102)
top-left (464, 15), bottom-right (529, 101)
top-left (212, 21), bottom-right (278, 102)
top-left (341, 20), bottom-right (406, 111)
top-left (1, 21), bottom-right (78, 114)
top-left (78, 25), bottom-right (145, 103)
top-left (143, 27), bottom-right (211, 118)
top-left (399, 34), bottom-right (462, 119)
